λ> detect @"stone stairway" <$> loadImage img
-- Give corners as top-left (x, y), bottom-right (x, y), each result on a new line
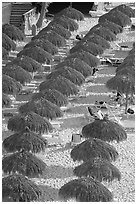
top-left (10, 2), bottom-right (33, 28)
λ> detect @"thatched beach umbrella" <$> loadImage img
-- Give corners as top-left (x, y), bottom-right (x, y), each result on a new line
top-left (39, 24), bottom-right (71, 40)
top-left (99, 10), bottom-right (131, 27)
top-left (18, 99), bottom-right (63, 120)
top-left (31, 89), bottom-right (68, 107)
top-left (106, 75), bottom-right (135, 113)
top-left (70, 138), bottom-right (119, 162)
top-left (110, 4), bottom-right (135, 18)
top-left (55, 6), bottom-right (84, 21)
top-left (2, 33), bottom-right (16, 51)
top-left (2, 174), bottom-right (42, 202)
top-left (59, 177), bottom-right (113, 202)
top-left (25, 39), bottom-right (58, 55)
top-left (2, 93), bottom-right (12, 108)
top-left (74, 157), bottom-right (121, 182)
top-left (3, 127), bottom-right (47, 153)
top-left (70, 41), bottom-right (104, 56)
top-left (2, 74), bottom-right (22, 95)
top-left (46, 66), bottom-right (85, 86)
top-left (55, 58), bottom-right (92, 77)
top-left (7, 111), bottom-right (53, 134)
top-left (39, 76), bottom-right (79, 97)
top-left (2, 24), bottom-right (25, 41)
top-left (86, 26), bottom-right (116, 42)
top-left (116, 66), bottom-right (135, 77)
top-left (7, 56), bottom-right (42, 73)
top-left (3, 64), bottom-right (32, 85)
top-left (66, 50), bottom-right (100, 67)
top-left (17, 46), bottom-right (52, 64)
top-left (48, 15), bottom-right (79, 31)
top-left (32, 30), bottom-right (66, 47)
top-left (2, 151), bottom-right (46, 177)
top-left (116, 57), bottom-right (135, 70)
top-left (82, 117), bottom-right (127, 142)
top-left (77, 33), bottom-right (110, 50)
top-left (2, 47), bottom-right (9, 60)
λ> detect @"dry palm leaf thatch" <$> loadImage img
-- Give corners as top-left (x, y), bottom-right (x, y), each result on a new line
top-left (70, 41), bottom-right (104, 56)
top-left (2, 151), bottom-right (46, 177)
top-left (128, 48), bottom-right (135, 55)
top-left (59, 177), bottom-right (113, 202)
top-left (3, 127), bottom-right (47, 153)
top-left (2, 74), bottom-right (22, 95)
top-left (82, 117), bottom-right (127, 142)
top-left (70, 138), bottom-right (119, 162)
top-left (2, 93), bottom-right (12, 108)
top-left (18, 99), bottom-right (63, 120)
top-left (39, 24), bottom-right (71, 40)
top-left (66, 50), bottom-right (100, 67)
top-left (3, 64), bottom-right (32, 85)
top-left (116, 57), bottom-right (135, 70)
top-left (110, 4), bottom-right (135, 18)
top-left (2, 174), bottom-right (42, 202)
top-left (32, 30), bottom-right (66, 47)
top-left (73, 157), bottom-right (121, 182)
top-left (2, 33), bottom-right (16, 51)
top-left (2, 47), bottom-right (9, 60)
top-left (80, 33), bottom-right (110, 49)
top-left (6, 56), bottom-right (42, 73)
top-left (54, 6), bottom-right (84, 21)
top-left (49, 15), bottom-right (79, 31)
top-left (7, 111), bottom-right (53, 134)
top-left (17, 46), bottom-right (52, 64)
top-left (55, 58), bottom-right (92, 77)
top-left (86, 26), bottom-right (116, 42)
top-left (46, 66), bottom-right (85, 86)
top-left (25, 39), bottom-right (58, 55)
top-left (116, 66), bottom-right (135, 77)
top-left (39, 76), bottom-right (79, 97)
top-left (99, 10), bottom-right (131, 28)
top-left (2, 24), bottom-right (25, 41)
top-left (31, 89), bottom-right (68, 107)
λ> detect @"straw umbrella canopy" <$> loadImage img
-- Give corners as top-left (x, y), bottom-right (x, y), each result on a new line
top-left (7, 111), bottom-right (53, 134)
top-left (100, 20), bottom-right (123, 34)
top-left (54, 6), bottom-right (84, 21)
top-left (32, 30), bottom-right (66, 47)
top-left (106, 74), bottom-right (135, 113)
top-left (82, 117), bottom-right (127, 142)
top-left (18, 99), bottom-right (63, 120)
top-left (70, 41), bottom-right (104, 56)
top-left (25, 39), bottom-right (58, 55)
top-left (31, 89), bottom-right (68, 107)
top-left (58, 177), bottom-right (113, 202)
top-left (55, 58), bottom-right (92, 77)
top-left (39, 76), bottom-right (79, 97)
top-left (2, 47), bottom-right (9, 60)
top-left (70, 138), bottom-right (119, 162)
top-left (6, 56), bottom-right (42, 73)
top-left (2, 33), bottom-right (16, 51)
top-left (2, 151), bottom-right (46, 177)
top-left (110, 4), bottom-right (135, 18)
top-left (2, 24), bottom-right (25, 41)
top-left (46, 66), bottom-right (85, 86)
top-left (116, 66), bottom-right (135, 77)
top-left (99, 10), bottom-right (131, 27)
top-left (66, 50), bottom-right (100, 67)
top-left (77, 34), bottom-right (111, 51)
top-left (2, 174), bottom-right (42, 202)
top-left (2, 74), bottom-right (22, 95)
top-left (3, 127), bottom-right (47, 153)
top-left (73, 157), bottom-right (121, 182)
top-left (86, 26), bottom-right (116, 42)
top-left (2, 93), bottom-right (12, 108)
top-left (116, 58), bottom-right (135, 70)
top-left (3, 64), bottom-right (32, 85)
top-left (38, 24), bottom-right (71, 40)
top-left (17, 46), bottom-right (52, 64)
top-left (48, 15), bottom-right (79, 31)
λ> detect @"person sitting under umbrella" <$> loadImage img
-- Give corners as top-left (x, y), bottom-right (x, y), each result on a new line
top-left (76, 34), bottom-right (83, 41)
top-left (88, 106), bottom-right (104, 120)
top-left (92, 67), bottom-right (99, 76)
